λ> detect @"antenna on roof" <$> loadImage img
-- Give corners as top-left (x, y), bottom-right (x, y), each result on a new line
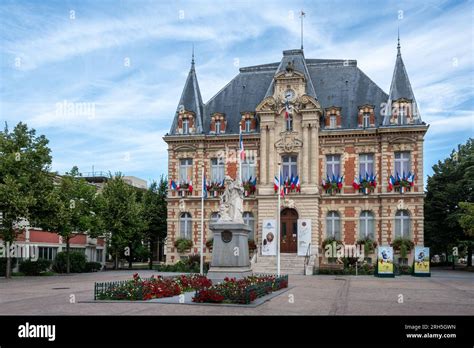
top-left (300, 10), bottom-right (306, 50)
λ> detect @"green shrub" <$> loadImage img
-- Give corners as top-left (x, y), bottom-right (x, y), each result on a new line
top-left (174, 238), bottom-right (193, 253)
top-left (85, 262), bottom-right (102, 272)
top-left (0, 258), bottom-right (17, 276)
top-left (19, 258), bottom-right (51, 276)
top-left (53, 251), bottom-right (87, 273)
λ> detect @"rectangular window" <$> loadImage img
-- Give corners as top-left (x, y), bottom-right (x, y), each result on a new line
top-left (179, 158), bottom-right (193, 183)
top-left (326, 155), bottom-right (341, 177)
top-left (211, 158), bottom-right (225, 183)
top-left (329, 115), bottom-right (336, 128)
top-left (242, 154), bottom-right (256, 182)
top-left (37, 247), bottom-right (58, 260)
top-left (394, 152), bottom-right (410, 175)
top-left (96, 249), bottom-right (103, 262)
top-left (182, 119), bottom-right (189, 134)
top-left (215, 121), bottom-right (221, 134)
top-left (70, 247), bottom-right (85, 254)
top-left (282, 155), bottom-right (297, 180)
top-left (359, 154), bottom-right (374, 177)
top-left (245, 119), bottom-right (252, 132)
top-left (363, 113), bottom-right (370, 128)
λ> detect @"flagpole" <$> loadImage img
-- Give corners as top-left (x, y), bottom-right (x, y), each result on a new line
top-left (277, 162), bottom-right (281, 276)
top-left (200, 165), bottom-right (204, 275)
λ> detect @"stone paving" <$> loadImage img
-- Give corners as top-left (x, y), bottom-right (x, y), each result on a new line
top-left (0, 269), bottom-right (472, 315)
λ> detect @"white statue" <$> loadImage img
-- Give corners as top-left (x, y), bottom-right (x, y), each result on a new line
top-left (218, 176), bottom-right (244, 224)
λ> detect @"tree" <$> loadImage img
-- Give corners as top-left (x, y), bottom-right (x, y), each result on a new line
top-left (143, 176), bottom-right (168, 269)
top-left (458, 202), bottom-right (474, 266)
top-left (425, 138), bottom-right (474, 264)
top-left (0, 123), bottom-right (53, 278)
top-left (41, 166), bottom-right (103, 273)
top-left (100, 174), bottom-right (145, 269)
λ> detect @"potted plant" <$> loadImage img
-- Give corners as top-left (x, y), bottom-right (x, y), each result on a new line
top-left (391, 238), bottom-right (414, 263)
top-left (174, 238), bottom-right (194, 254)
top-left (356, 237), bottom-right (378, 256)
top-left (205, 238), bottom-right (214, 251)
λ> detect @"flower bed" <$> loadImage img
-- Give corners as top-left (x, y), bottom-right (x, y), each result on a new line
top-left (192, 274), bottom-right (288, 304)
top-left (95, 273), bottom-right (212, 301)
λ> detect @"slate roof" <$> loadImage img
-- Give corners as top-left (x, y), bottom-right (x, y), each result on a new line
top-left (169, 46), bottom-right (420, 135)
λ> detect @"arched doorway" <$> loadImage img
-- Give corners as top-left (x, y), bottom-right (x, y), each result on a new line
top-left (280, 208), bottom-right (298, 253)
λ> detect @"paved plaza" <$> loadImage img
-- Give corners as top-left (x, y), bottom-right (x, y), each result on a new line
top-left (0, 270), bottom-right (472, 315)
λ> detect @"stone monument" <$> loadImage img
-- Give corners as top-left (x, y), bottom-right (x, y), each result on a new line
top-left (207, 176), bottom-right (252, 282)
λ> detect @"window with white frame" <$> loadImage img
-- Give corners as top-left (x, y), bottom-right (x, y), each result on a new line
top-left (215, 120), bottom-right (221, 134)
top-left (211, 158), bottom-right (225, 183)
top-left (96, 249), bottom-right (103, 263)
top-left (326, 154), bottom-right (341, 177)
top-left (359, 211), bottom-right (375, 240)
top-left (282, 155), bottom-right (297, 180)
top-left (326, 211), bottom-right (341, 240)
top-left (329, 115), bottom-right (336, 128)
top-left (182, 119), bottom-right (189, 134)
top-left (286, 115), bottom-right (293, 131)
top-left (395, 210), bottom-right (410, 238)
top-left (363, 112), bottom-right (370, 128)
top-left (398, 105), bottom-right (406, 125)
top-left (243, 212), bottom-right (255, 240)
top-left (242, 154), bottom-right (256, 181)
top-left (359, 154), bottom-right (374, 177)
top-left (180, 212), bottom-right (192, 240)
top-left (38, 247), bottom-right (58, 260)
top-left (394, 152), bottom-right (410, 175)
top-left (179, 158), bottom-right (193, 183)
top-left (245, 119), bottom-right (252, 132)
top-left (70, 247), bottom-right (85, 254)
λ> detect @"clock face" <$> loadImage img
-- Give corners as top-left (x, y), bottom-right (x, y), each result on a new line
top-left (284, 89), bottom-right (295, 101)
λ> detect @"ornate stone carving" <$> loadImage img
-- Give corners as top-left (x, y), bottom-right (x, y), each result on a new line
top-left (218, 176), bottom-right (244, 224)
top-left (256, 96), bottom-right (277, 112)
top-left (281, 198), bottom-right (296, 209)
top-left (275, 132), bottom-right (303, 153)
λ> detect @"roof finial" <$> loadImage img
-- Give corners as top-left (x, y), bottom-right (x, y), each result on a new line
top-left (397, 27), bottom-right (401, 56)
top-left (300, 10), bottom-right (306, 50)
top-left (191, 44), bottom-right (195, 67)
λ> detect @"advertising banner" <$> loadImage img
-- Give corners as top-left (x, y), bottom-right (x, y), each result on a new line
top-left (376, 246), bottom-right (394, 277)
top-left (297, 219), bottom-right (312, 256)
top-left (261, 219), bottom-right (277, 256)
top-left (413, 246), bottom-right (430, 277)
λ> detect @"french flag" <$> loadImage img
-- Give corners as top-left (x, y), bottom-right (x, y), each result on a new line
top-left (188, 179), bottom-right (193, 194)
top-left (170, 180), bottom-right (177, 190)
top-left (239, 125), bottom-right (245, 160)
top-left (274, 176), bottom-right (280, 192)
top-left (285, 100), bottom-right (291, 120)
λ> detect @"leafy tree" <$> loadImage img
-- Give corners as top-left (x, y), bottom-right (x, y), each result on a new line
top-left (425, 138), bottom-right (473, 265)
top-left (99, 173), bottom-right (145, 269)
top-left (41, 166), bottom-right (103, 273)
top-left (0, 123), bottom-right (53, 278)
top-left (458, 202), bottom-right (474, 266)
top-left (143, 176), bottom-right (168, 269)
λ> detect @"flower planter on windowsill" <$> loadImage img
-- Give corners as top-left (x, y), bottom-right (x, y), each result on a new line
top-left (208, 189), bottom-right (224, 198)
top-left (176, 189), bottom-right (192, 197)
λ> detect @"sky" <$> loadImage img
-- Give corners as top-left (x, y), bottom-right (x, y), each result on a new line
top-left (0, 0), bottom-right (472, 186)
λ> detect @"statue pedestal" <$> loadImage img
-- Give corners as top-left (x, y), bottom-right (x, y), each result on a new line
top-left (207, 222), bottom-right (252, 282)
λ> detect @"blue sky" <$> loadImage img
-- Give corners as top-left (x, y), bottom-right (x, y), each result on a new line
top-left (0, 0), bottom-right (472, 186)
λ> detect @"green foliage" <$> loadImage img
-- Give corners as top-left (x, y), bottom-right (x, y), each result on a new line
top-left (425, 138), bottom-right (474, 257)
top-left (458, 202), bottom-right (474, 237)
top-left (391, 238), bottom-right (415, 258)
top-left (321, 237), bottom-right (343, 249)
top-left (394, 264), bottom-right (412, 275)
top-left (0, 258), bottom-right (17, 276)
top-left (174, 238), bottom-right (193, 253)
top-left (0, 122), bottom-right (53, 277)
top-left (53, 251), bottom-right (87, 273)
top-left (155, 255), bottom-right (210, 273)
top-left (19, 259), bottom-right (51, 276)
top-left (85, 262), bottom-right (102, 272)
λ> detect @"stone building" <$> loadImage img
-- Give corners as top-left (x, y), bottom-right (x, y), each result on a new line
top-left (163, 41), bottom-right (428, 274)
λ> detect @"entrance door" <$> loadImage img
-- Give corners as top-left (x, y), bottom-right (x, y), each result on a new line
top-left (280, 208), bottom-right (298, 253)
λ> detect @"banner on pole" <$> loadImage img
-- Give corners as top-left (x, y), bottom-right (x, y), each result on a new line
top-left (297, 219), bottom-right (311, 256)
top-left (413, 246), bottom-right (430, 276)
top-left (261, 219), bottom-right (277, 256)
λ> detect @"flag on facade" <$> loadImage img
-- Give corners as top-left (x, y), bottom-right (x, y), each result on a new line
top-left (285, 99), bottom-right (291, 120)
top-left (170, 179), bottom-right (178, 190)
top-left (388, 175), bottom-right (395, 191)
top-left (290, 174), bottom-right (295, 190)
top-left (239, 125), bottom-right (245, 160)
top-left (274, 175), bottom-right (280, 192)
top-left (188, 179), bottom-right (193, 194)
top-left (295, 176), bottom-right (300, 192)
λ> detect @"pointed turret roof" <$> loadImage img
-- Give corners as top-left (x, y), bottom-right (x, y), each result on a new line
top-left (385, 35), bottom-right (421, 124)
top-left (169, 51), bottom-right (204, 134)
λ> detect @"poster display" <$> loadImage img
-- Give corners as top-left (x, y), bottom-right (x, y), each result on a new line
top-left (261, 219), bottom-right (277, 256)
top-left (413, 246), bottom-right (430, 277)
top-left (297, 219), bottom-right (312, 256)
top-left (376, 246), bottom-right (394, 277)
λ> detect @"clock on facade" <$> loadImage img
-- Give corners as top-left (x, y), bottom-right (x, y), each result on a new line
top-left (284, 89), bottom-right (295, 101)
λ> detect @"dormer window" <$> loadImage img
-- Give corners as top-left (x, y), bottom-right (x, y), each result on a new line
top-left (211, 113), bottom-right (226, 134)
top-left (358, 105), bottom-right (375, 128)
top-left (391, 99), bottom-right (413, 125)
top-left (325, 107), bottom-right (341, 129)
top-left (182, 119), bottom-right (189, 134)
top-left (329, 115), bottom-right (336, 129)
top-left (245, 119), bottom-right (251, 132)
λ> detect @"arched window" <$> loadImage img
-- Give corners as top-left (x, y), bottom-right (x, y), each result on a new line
top-left (326, 211), bottom-right (341, 240)
top-left (243, 212), bottom-right (255, 240)
top-left (180, 212), bottom-right (192, 240)
top-left (395, 210), bottom-right (410, 238)
top-left (359, 211), bottom-right (375, 240)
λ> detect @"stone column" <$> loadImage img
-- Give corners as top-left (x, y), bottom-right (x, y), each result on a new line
top-left (310, 125), bottom-right (318, 184)
top-left (302, 124), bottom-right (309, 184)
top-left (268, 126), bottom-right (275, 179)
top-left (260, 125), bottom-right (267, 184)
